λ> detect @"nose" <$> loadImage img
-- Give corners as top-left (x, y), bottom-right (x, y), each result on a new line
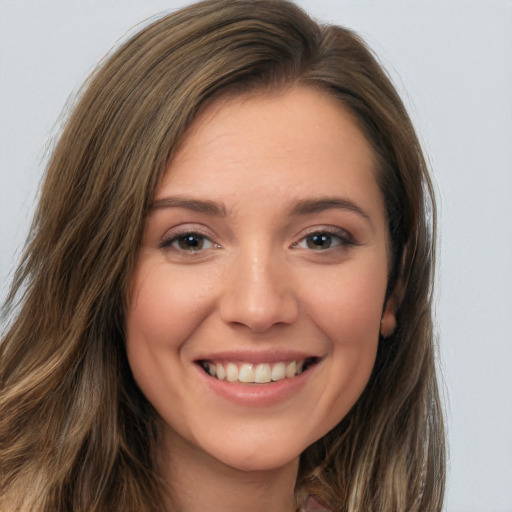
top-left (219, 248), bottom-right (299, 333)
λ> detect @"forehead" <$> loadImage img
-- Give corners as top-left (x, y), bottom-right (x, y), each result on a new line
top-left (156, 86), bottom-right (382, 215)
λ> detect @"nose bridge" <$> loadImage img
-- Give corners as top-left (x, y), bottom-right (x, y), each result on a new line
top-left (219, 242), bottom-right (298, 332)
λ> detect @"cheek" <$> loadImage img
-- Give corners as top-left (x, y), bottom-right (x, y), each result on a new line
top-left (124, 261), bottom-right (218, 431)
top-left (124, 261), bottom-right (213, 415)
top-left (126, 261), bottom-right (213, 352)
top-left (304, 258), bottom-right (388, 341)
top-left (298, 260), bottom-right (386, 429)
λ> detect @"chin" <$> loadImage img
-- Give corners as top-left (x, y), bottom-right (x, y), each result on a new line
top-left (193, 427), bottom-right (316, 473)
top-left (215, 447), bottom-right (301, 473)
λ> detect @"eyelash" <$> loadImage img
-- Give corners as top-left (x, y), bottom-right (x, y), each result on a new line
top-left (159, 227), bottom-right (355, 254)
top-left (159, 229), bottom-right (219, 253)
top-left (291, 227), bottom-right (356, 251)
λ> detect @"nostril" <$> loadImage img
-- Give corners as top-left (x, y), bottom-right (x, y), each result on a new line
top-left (217, 257), bottom-right (300, 332)
top-left (219, 287), bottom-right (300, 333)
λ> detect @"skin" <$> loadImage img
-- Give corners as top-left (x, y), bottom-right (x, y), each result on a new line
top-left (126, 86), bottom-right (396, 512)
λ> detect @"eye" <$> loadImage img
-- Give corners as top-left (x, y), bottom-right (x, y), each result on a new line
top-left (305, 233), bottom-right (339, 250)
top-left (293, 229), bottom-right (354, 251)
top-left (160, 231), bottom-right (218, 252)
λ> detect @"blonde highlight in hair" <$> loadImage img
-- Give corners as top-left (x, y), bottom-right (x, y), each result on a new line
top-left (1, 1), bottom-right (445, 510)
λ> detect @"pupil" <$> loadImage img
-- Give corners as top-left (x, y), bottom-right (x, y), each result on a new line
top-left (179, 235), bottom-right (203, 250)
top-left (308, 234), bottom-right (331, 249)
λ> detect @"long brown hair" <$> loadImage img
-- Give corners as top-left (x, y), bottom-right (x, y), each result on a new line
top-left (1, 1), bottom-right (445, 510)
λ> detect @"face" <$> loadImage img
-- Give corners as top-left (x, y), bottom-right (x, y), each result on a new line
top-left (126, 86), bottom-right (395, 473)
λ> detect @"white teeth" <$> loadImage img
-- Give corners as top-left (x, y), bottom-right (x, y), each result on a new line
top-left (215, 363), bottom-right (226, 380)
top-left (226, 363), bottom-right (238, 382)
top-left (202, 358), bottom-right (312, 383)
top-left (286, 361), bottom-right (297, 378)
top-left (255, 363), bottom-right (271, 383)
top-left (271, 362), bottom-right (286, 381)
top-left (238, 363), bottom-right (255, 383)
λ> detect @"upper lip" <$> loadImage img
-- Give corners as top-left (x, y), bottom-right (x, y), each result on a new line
top-left (193, 349), bottom-right (322, 365)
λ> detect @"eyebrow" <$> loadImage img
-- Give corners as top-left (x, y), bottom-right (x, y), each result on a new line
top-left (150, 196), bottom-right (227, 216)
top-left (290, 197), bottom-right (371, 222)
top-left (150, 195), bottom-right (371, 223)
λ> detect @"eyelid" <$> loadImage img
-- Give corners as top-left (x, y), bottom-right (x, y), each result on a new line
top-left (159, 224), bottom-right (220, 250)
top-left (291, 225), bottom-right (356, 249)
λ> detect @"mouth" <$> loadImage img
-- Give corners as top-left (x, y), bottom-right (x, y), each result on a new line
top-left (196, 357), bottom-right (319, 384)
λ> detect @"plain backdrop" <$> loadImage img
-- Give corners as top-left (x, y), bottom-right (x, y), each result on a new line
top-left (1, 2), bottom-right (511, 511)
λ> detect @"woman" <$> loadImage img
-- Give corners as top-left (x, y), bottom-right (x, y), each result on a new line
top-left (0, 1), bottom-right (445, 511)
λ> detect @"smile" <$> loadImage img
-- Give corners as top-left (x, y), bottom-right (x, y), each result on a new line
top-left (198, 358), bottom-right (318, 384)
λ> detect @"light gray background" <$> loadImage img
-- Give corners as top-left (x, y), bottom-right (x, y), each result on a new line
top-left (1, 2), bottom-right (511, 511)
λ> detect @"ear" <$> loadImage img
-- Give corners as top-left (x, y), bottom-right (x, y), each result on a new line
top-left (380, 281), bottom-right (402, 338)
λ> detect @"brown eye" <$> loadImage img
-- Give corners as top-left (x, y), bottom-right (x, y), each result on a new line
top-left (160, 232), bottom-right (217, 252)
top-left (306, 233), bottom-right (336, 250)
top-left (292, 229), bottom-right (355, 252)
top-left (178, 234), bottom-right (205, 251)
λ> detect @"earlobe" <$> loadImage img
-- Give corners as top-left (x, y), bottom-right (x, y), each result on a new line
top-left (380, 281), bottom-right (402, 338)
top-left (380, 307), bottom-right (396, 338)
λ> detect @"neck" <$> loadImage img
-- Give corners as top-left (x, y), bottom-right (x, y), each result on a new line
top-left (158, 425), bottom-right (299, 512)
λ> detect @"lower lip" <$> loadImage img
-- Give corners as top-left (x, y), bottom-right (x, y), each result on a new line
top-left (196, 363), bottom-right (317, 407)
